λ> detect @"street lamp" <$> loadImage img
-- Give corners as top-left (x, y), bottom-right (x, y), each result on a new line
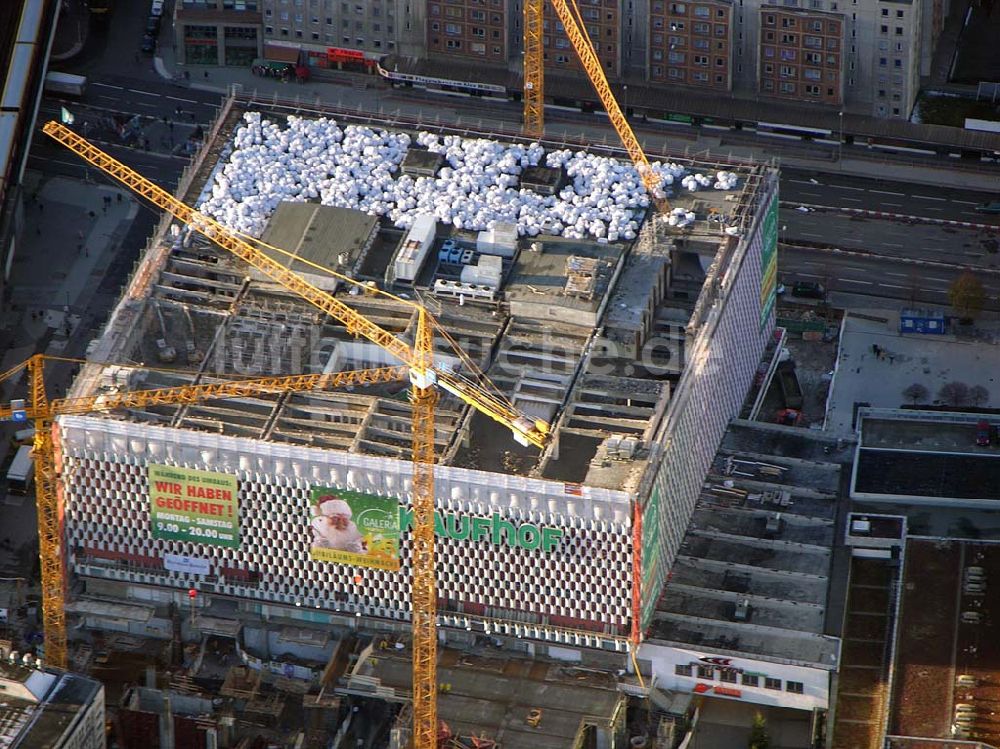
top-left (838, 110), bottom-right (844, 162)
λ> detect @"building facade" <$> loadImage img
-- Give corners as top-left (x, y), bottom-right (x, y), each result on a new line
top-left (174, 0), bottom-right (264, 66)
top-left (648, 0), bottom-right (734, 90)
top-left (0, 663), bottom-right (105, 749)
top-left (757, 6), bottom-right (843, 106)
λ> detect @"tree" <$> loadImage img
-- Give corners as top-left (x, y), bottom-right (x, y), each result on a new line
top-left (749, 712), bottom-right (770, 749)
top-left (948, 273), bottom-right (986, 323)
top-left (970, 385), bottom-right (990, 406)
top-left (902, 383), bottom-right (929, 405)
top-left (938, 381), bottom-right (970, 407)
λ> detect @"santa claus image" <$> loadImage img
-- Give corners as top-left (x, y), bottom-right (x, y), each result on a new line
top-left (311, 495), bottom-right (367, 554)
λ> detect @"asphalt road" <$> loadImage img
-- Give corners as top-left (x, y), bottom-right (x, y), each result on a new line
top-left (779, 245), bottom-right (1000, 310)
top-left (779, 169), bottom-right (1000, 226)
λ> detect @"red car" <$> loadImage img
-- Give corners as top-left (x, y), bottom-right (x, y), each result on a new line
top-left (976, 420), bottom-right (991, 447)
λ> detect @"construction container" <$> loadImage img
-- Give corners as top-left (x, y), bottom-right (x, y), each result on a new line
top-left (393, 214), bottom-right (437, 282)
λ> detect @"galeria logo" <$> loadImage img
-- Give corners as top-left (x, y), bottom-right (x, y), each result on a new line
top-left (399, 508), bottom-right (564, 553)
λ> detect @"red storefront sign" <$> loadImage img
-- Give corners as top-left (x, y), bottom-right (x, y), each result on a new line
top-left (327, 46), bottom-right (365, 64)
top-left (693, 683), bottom-right (743, 699)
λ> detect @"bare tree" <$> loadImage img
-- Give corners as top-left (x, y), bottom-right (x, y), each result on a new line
top-left (970, 385), bottom-right (990, 407)
top-left (902, 383), bottom-right (929, 405)
top-left (938, 381), bottom-right (970, 407)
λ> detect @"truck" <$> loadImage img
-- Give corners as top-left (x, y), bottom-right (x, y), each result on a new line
top-left (776, 360), bottom-right (803, 410)
top-left (44, 71), bottom-right (87, 97)
top-left (6, 445), bottom-right (33, 496)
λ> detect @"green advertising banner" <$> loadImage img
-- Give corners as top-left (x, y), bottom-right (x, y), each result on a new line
top-left (640, 487), bottom-right (663, 630)
top-left (149, 465), bottom-right (239, 548)
top-left (309, 488), bottom-right (400, 571)
top-left (760, 192), bottom-right (779, 330)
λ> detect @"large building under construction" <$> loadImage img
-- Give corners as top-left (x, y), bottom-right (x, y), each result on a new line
top-left (55, 96), bottom-right (779, 681)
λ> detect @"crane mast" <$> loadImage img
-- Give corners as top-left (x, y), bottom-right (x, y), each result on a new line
top-left (522, 0), bottom-right (664, 201)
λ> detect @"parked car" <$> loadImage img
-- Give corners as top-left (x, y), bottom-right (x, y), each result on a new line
top-left (973, 201), bottom-right (1000, 215)
top-left (976, 420), bottom-right (991, 447)
top-left (792, 281), bottom-right (825, 299)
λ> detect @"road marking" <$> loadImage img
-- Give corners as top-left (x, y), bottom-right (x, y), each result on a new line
top-left (879, 283), bottom-right (905, 289)
top-left (926, 277), bottom-right (949, 282)
top-left (91, 82), bottom-right (124, 90)
top-left (832, 185), bottom-right (865, 191)
top-left (127, 88), bottom-right (160, 97)
top-left (787, 179), bottom-right (820, 185)
top-left (166, 95), bottom-right (199, 104)
top-left (923, 207), bottom-right (943, 212)
top-left (796, 272), bottom-right (822, 278)
top-left (913, 194), bottom-right (946, 201)
top-left (885, 272), bottom-right (907, 277)
top-left (798, 191), bottom-right (822, 197)
top-left (799, 231), bottom-right (823, 237)
top-left (136, 102), bottom-right (157, 108)
top-left (884, 242), bottom-right (905, 248)
top-left (952, 200), bottom-right (978, 206)
top-left (841, 197), bottom-right (863, 203)
top-left (840, 278), bottom-right (873, 285)
top-left (845, 237), bottom-right (864, 242)
top-left (870, 190), bottom-right (904, 196)
top-left (882, 202), bottom-right (903, 207)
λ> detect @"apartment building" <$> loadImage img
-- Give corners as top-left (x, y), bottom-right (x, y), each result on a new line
top-left (174, 0), bottom-right (263, 66)
top-left (648, 0), bottom-right (733, 90)
top-left (426, 0), bottom-right (508, 62)
top-left (758, 6), bottom-right (843, 105)
top-left (542, 0), bottom-right (622, 78)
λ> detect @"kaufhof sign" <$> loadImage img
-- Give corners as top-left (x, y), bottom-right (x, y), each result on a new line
top-left (400, 507), bottom-right (564, 553)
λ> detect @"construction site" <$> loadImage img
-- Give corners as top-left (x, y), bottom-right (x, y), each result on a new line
top-left (0, 75), bottom-right (780, 746)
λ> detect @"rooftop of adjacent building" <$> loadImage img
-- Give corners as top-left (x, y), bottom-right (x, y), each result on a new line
top-left (853, 408), bottom-right (1000, 502)
top-left (648, 419), bottom-right (842, 669)
top-left (0, 660), bottom-right (103, 749)
top-left (64, 98), bottom-right (775, 494)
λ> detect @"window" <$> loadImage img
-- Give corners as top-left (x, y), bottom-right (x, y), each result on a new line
top-left (780, 81), bottom-right (795, 92)
top-left (804, 67), bottom-right (820, 79)
top-left (764, 13), bottom-right (775, 24)
top-left (325, 15), bottom-right (332, 23)
top-left (742, 674), bottom-right (760, 687)
top-left (717, 8), bottom-right (725, 16)
top-left (653, 49), bottom-right (664, 60)
top-left (786, 681), bottom-right (804, 694)
top-left (714, 24), bottom-right (726, 36)
top-left (763, 79), bottom-right (774, 89)
top-left (445, 6), bottom-right (461, 17)
top-left (671, 2), bottom-right (686, 12)
top-left (668, 50), bottom-right (685, 62)
top-left (280, 10), bottom-right (289, 19)
top-left (493, 45), bottom-right (501, 53)
top-left (446, 38), bottom-right (462, 48)
top-left (805, 51), bottom-right (820, 63)
top-left (811, 19), bottom-right (822, 31)
top-left (445, 22), bottom-right (461, 33)
top-left (895, 26), bottom-right (903, 34)
top-left (780, 48), bottom-right (796, 60)
top-left (765, 677), bottom-right (782, 690)
top-left (720, 669), bottom-right (738, 684)
top-left (471, 41), bottom-right (486, 53)
top-left (693, 70), bottom-right (709, 80)
top-left (893, 107), bottom-right (900, 115)
top-left (696, 665), bottom-right (714, 679)
top-left (311, 31), bottom-right (319, 38)
top-left (763, 62), bottom-right (774, 72)
top-left (896, 9), bottom-right (904, 17)
top-left (715, 73), bottom-right (724, 81)
top-left (265, 24), bottom-right (273, 33)
top-left (879, 56), bottom-right (887, 66)
top-left (780, 33), bottom-right (797, 43)
top-left (880, 24), bottom-right (888, 33)
top-left (894, 58), bottom-right (902, 67)
top-left (694, 54), bottom-right (709, 65)
top-left (881, 7), bottom-right (888, 15)
top-left (676, 664), bottom-right (694, 677)
top-left (781, 16), bottom-right (796, 27)
top-left (779, 64), bottom-right (796, 76)
top-left (694, 22), bottom-right (710, 33)
top-left (694, 5), bottom-right (710, 16)
top-left (668, 66), bottom-right (684, 78)
top-left (694, 38), bottom-right (709, 49)
top-left (653, 64), bottom-right (663, 75)
top-left (472, 25), bottom-right (485, 36)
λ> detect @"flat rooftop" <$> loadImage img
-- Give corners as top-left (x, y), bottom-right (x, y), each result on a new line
top-left (345, 648), bottom-right (622, 749)
top-left (650, 421), bottom-right (841, 669)
top-left (67, 103), bottom-right (768, 491)
top-left (853, 410), bottom-right (1000, 502)
top-left (0, 664), bottom-right (102, 749)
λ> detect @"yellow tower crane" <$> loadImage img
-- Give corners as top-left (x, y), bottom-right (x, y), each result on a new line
top-left (43, 120), bottom-right (551, 749)
top-left (0, 353), bottom-right (407, 670)
top-left (522, 0), bottom-right (666, 203)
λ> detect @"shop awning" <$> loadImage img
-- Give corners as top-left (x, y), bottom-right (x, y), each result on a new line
top-left (253, 58), bottom-right (293, 71)
top-left (263, 43), bottom-right (300, 63)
